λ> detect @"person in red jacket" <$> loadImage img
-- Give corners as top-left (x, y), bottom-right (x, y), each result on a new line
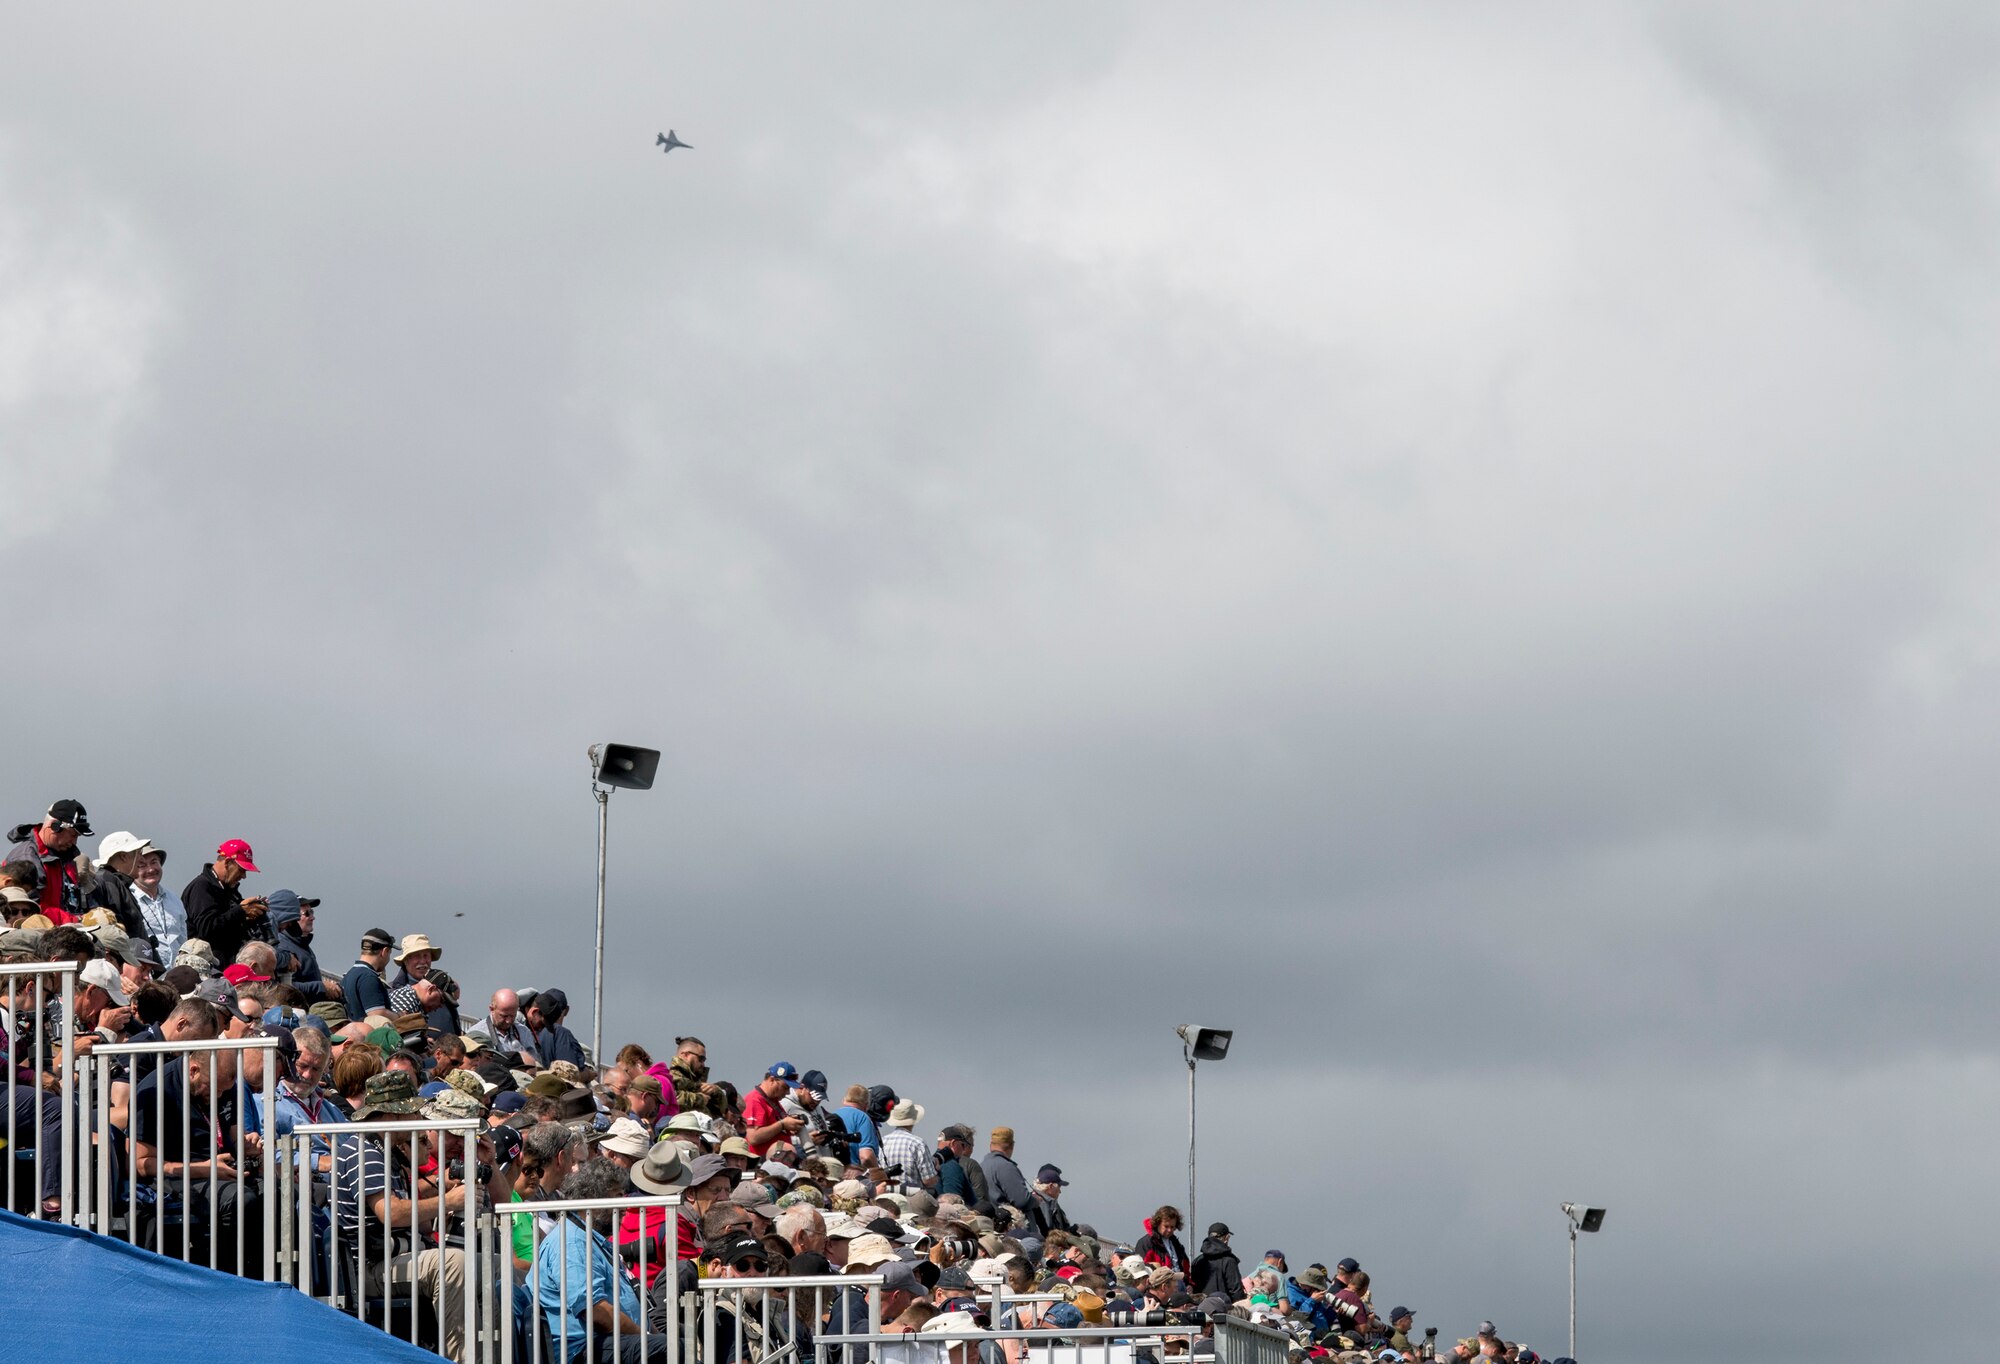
top-left (1135, 1204), bottom-right (1191, 1275)
top-left (3, 798), bottom-right (92, 923)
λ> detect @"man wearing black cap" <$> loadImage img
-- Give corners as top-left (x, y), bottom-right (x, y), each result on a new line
top-left (5, 798), bottom-right (92, 923)
top-left (340, 928), bottom-right (396, 1020)
top-left (1191, 1223), bottom-right (1243, 1303)
top-left (1028, 1164), bottom-right (1073, 1238)
top-left (527, 988), bottom-right (589, 1070)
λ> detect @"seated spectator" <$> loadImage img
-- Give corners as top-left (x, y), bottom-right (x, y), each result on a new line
top-left (334, 1070), bottom-right (480, 1362)
top-left (535, 1156), bottom-right (669, 1361)
top-left (467, 987), bottom-right (541, 1066)
top-left (526, 988), bottom-right (588, 1071)
top-left (130, 1037), bottom-right (264, 1274)
top-left (340, 928), bottom-right (395, 1020)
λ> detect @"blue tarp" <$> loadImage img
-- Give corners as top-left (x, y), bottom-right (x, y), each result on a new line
top-left (0, 1206), bottom-right (442, 1362)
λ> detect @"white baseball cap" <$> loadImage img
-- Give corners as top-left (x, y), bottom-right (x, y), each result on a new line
top-left (80, 958), bottom-right (128, 1006)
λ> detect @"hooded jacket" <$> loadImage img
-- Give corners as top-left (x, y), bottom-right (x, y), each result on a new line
top-left (1190, 1235), bottom-right (1243, 1301)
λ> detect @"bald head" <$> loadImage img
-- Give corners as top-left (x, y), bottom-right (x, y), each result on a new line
top-left (488, 988), bottom-right (522, 1031)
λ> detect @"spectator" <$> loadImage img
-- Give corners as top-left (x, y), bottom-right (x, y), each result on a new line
top-left (880, 1099), bottom-right (936, 1190)
top-left (1284, 1265), bottom-right (1337, 1335)
top-left (601, 1117), bottom-right (653, 1170)
top-left (181, 839), bottom-right (268, 964)
top-left (741, 1062), bottom-right (806, 1157)
top-left (833, 1084), bottom-right (882, 1166)
top-left (84, 831), bottom-right (153, 938)
top-left (625, 1074), bottom-right (667, 1136)
top-left (509, 1121), bottom-right (580, 1270)
top-left (131, 1036), bottom-right (263, 1274)
top-left (1190, 1222), bottom-right (1243, 1302)
top-left (620, 1138), bottom-right (693, 1288)
top-left (340, 927), bottom-right (395, 1020)
top-left (527, 988), bottom-right (588, 1070)
top-left (935, 1124), bottom-right (980, 1201)
top-left (128, 843), bottom-right (182, 959)
top-left (669, 1036), bottom-right (726, 1118)
top-left (1028, 1165), bottom-right (1073, 1238)
top-left (1386, 1307), bottom-right (1417, 1355)
top-left (109, 935), bottom-right (163, 1001)
top-left (5, 798), bottom-right (93, 923)
top-left (335, 1070), bottom-right (481, 1361)
top-left (1136, 1205), bottom-right (1191, 1275)
top-left (1331, 1269), bottom-right (1373, 1334)
top-left (536, 1156), bottom-right (666, 1361)
top-left (982, 1126), bottom-right (1031, 1210)
top-left (266, 890), bottom-right (330, 1004)
top-left (467, 987), bottom-right (541, 1066)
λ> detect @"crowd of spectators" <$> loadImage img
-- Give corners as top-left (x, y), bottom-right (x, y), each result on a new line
top-left (3, 799), bottom-right (1573, 1364)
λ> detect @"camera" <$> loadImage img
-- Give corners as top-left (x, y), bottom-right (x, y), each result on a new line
top-left (1108, 1309), bottom-right (1167, 1328)
top-left (446, 1159), bottom-right (495, 1185)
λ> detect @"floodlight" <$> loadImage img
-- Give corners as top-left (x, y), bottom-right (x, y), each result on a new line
top-left (1176, 1025), bottom-right (1233, 1061)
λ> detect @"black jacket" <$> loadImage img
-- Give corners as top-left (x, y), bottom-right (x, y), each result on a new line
top-left (1191, 1235), bottom-right (1244, 1301)
top-left (84, 867), bottom-right (149, 941)
top-left (181, 864), bottom-right (265, 962)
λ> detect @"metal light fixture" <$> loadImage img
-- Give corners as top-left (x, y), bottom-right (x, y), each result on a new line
top-left (1176, 1025), bottom-right (1233, 1238)
top-left (588, 742), bottom-right (660, 1070)
top-left (1561, 1202), bottom-right (1607, 1359)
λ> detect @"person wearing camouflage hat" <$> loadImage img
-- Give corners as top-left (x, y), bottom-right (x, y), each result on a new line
top-left (337, 1068), bottom-right (493, 1362)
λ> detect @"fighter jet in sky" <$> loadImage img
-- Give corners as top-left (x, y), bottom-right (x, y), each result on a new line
top-left (656, 131), bottom-right (691, 153)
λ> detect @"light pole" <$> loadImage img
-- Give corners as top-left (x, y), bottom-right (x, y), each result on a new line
top-left (588, 742), bottom-right (660, 1072)
top-left (1560, 1202), bottom-right (1606, 1360)
top-left (1175, 1026), bottom-right (1232, 1238)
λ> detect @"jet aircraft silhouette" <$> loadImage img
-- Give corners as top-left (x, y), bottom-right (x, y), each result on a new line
top-left (656, 131), bottom-right (691, 153)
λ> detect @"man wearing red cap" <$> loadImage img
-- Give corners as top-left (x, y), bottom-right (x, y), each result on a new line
top-left (181, 838), bottom-right (269, 964)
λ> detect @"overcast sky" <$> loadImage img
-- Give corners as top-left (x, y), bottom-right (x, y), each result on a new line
top-left (5, 4), bottom-right (1997, 1360)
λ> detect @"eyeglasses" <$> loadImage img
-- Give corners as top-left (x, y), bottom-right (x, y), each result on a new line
top-left (737, 1258), bottom-right (768, 1272)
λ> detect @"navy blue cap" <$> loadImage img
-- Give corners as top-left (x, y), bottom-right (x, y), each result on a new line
top-left (492, 1091), bottom-right (527, 1114)
top-left (1337, 1258), bottom-right (1360, 1273)
top-left (418, 1081), bottom-right (451, 1098)
top-left (767, 1061), bottom-right (798, 1082)
top-left (799, 1069), bottom-right (828, 1095)
top-left (489, 1125), bottom-right (522, 1165)
top-left (1389, 1307), bottom-right (1413, 1323)
top-left (1036, 1164), bottom-right (1068, 1186)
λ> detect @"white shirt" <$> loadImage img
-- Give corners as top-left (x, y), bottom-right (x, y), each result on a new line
top-left (133, 882), bottom-right (186, 960)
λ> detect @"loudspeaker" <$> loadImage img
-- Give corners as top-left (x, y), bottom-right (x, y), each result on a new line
top-left (592, 743), bottom-right (661, 791)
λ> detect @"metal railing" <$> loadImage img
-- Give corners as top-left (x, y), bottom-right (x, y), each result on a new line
top-left (79, 1033), bottom-right (278, 1278)
top-left (276, 1116), bottom-right (486, 1362)
top-left (1, 961), bottom-right (77, 1223)
top-left (816, 1323), bottom-right (1210, 1364)
top-left (697, 1272), bottom-right (883, 1364)
top-left (488, 1192), bottom-right (681, 1364)
top-left (1213, 1316), bottom-right (1292, 1364)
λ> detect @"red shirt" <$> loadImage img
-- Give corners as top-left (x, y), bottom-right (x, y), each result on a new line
top-left (740, 1084), bottom-right (788, 1156)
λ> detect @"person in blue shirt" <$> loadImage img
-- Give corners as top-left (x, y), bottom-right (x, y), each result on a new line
top-left (833, 1084), bottom-right (882, 1165)
top-left (535, 1157), bottom-right (669, 1361)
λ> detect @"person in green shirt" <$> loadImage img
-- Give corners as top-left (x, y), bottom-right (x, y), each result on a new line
top-left (509, 1121), bottom-right (582, 1269)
